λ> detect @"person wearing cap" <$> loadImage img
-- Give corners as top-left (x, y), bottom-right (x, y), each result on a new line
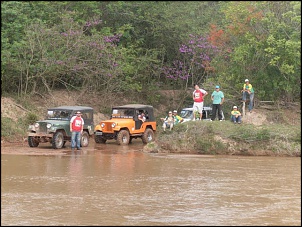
top-left (210, 85), bottom-right (224, 121)
top-left (172, 110), bottom-right (184, 125)
top-left (241, 79), bottom-right (255, 113)
top-left (70, 111), bottom-right (84, 150)
top-left (231, 106), bottom-right (242, 124)
top-left (192, 84), bottom-right (208, 121)
top-left (160, 111), bottom-right (175, 131)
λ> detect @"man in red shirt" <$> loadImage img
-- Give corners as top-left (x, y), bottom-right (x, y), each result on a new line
top-left (70, 111), bottom-right (84, 150)
top-left (193, 84), bottom-right (208, 121)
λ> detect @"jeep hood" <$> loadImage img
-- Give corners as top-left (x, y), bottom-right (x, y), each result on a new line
top-left (101, 118), bottom-right (134, 123)
top-left (35, 119), bottom-right (70, 125)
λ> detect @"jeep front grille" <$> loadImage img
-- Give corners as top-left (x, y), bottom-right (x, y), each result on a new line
top-left (102, 123), bottom-right (113, 132)
top-left (37, 122), bottom-right (48, 133)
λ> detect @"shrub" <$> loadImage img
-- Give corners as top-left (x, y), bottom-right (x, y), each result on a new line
top-left (25, 112), bottom-right (39, 125)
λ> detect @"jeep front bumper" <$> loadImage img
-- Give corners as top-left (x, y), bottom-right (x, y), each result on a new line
top-left (28, 132), bottom-right (54, 137)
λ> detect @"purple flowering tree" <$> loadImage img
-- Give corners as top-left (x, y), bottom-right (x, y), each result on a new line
top-left (161, 34), bottom-right (219, 88)
top-left (16, 17), bottom-right (124, 96)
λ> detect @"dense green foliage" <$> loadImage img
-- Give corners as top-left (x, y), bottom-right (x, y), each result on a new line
top-left (1, 1), bottom-right (301, 103)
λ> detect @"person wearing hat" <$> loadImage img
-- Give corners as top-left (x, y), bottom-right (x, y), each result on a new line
top-left (231, 106), bottom-right (242, 124)
top-left (192, 84), bottom-right (208, 121)
top-left (70, 111), bottom-right (84, 150)
top-left (160, 111), bottom-right (175, 131)
top-left (241, 79), bottom-right (255, 113)
top-left (210, 85), bottom-right (225, 121)
top-left (172, 110), bottom-right (184, 125)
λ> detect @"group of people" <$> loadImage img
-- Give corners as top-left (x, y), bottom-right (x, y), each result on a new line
top-left (230, 78), bottom-right (254, 123)
top-left (72, 80), bottom-right (255, 144)
top-left (192, 79), bottom-right (255, 124)
top-left (160, 78), bottom-right (254, 129)
top-left (160, 110), bottom-right (184, 131)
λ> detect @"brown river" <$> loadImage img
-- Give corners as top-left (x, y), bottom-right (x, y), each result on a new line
top-left (1, 141), bottom-right (301, 226)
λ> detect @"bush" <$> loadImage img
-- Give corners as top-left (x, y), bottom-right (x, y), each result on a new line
top-left (25, 112), bottom-right (39, 125)
top-left (1, 117), bottom-right (25, 138)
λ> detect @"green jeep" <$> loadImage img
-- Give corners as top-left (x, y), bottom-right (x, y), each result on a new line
top-left (27, 106), bottom-right (94, 149)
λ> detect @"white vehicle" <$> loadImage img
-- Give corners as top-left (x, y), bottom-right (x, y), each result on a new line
top-left (180, 106), bottom-right (225, 122)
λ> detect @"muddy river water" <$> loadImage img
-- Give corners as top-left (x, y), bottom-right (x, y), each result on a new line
top-left (1, 141), bottom-right (301, 226)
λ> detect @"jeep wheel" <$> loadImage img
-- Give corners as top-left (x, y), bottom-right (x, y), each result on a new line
top-left (28, 136), bottom-right (39, 147)
top-left (95, 135), bottom-right (106, 144)
top-left (80, 131), bottom-right (89, 147)
top-left (52, 131), bottom-right (64, 149)
top-left (142, 128), bottom-right (155, 144)
top-left (51, 141), bottom-right (66, 147)
top-left (117, 130), bottom-right (130, 145)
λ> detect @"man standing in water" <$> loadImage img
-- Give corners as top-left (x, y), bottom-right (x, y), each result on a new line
top-left (70, 111), bottom-right (84, 150)
top-left (192, 84), bottom-right (208, 121)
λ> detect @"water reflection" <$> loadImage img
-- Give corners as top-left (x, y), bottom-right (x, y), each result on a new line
top-left (1, 144), bottom-right (301, 226)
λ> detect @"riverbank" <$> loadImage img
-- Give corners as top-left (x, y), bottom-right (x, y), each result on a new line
top-left (142, 115), bottom-right (301, 156)
top-left (1, 92), bottom-right (301, 156)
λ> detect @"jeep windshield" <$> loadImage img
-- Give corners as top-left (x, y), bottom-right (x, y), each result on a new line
top-left (47, 110), bottom-right (72, 120)
top-left (180, 109), bottom-right (193, 118)
top-left (111, 109), bottom-right (135, 119)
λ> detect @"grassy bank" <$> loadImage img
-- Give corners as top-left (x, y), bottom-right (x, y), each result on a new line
top-left (2, 111), bottom-right (301, 157)
top-left (144, 120), bottom-right (301, 157)
top-left (1, 94), bottom-right (301, 157)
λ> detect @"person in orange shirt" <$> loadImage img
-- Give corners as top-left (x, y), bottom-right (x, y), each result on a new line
top-left (70, 111), bottom-right (84, 150)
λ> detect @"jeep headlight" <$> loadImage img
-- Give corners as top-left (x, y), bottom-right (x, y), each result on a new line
top-left (34, 123), bottom-right (39, 128)
top-left (101, 123), bottom-right (105, 128)
top-left (46, 123), bottom-right (52, 129)
top-left (111, 123), bottom-right (116, 128)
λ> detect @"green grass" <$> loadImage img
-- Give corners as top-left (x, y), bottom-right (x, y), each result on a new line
top-left (1, 112), bottom-right (39, 140)
top-left (155, 120), bottom-right (301, 156)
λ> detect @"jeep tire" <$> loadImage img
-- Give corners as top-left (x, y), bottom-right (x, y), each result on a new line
top-left (52, 131), bottom-right (65, 149)
top-left (142, 128), bottom-right (155, 144)
top-left (28, 136), bottom-right (39, 147)
top-left (95, 135), bottom-right (107, 144)
top-left (117, 129), bottom-right (130, 145)
top-left (81, 131), bottom-right (89, 147)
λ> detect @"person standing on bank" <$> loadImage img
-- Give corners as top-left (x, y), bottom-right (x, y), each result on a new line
top-left (70, 111), bottom-right (84, 150)
top-left (241, 79), bottom-right (255, 113)
top-left (210, 85), bottom-right (224, 121)
top-left (193, 84), bottom-right (208, 121)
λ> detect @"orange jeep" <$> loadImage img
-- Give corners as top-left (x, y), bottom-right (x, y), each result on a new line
top-left (94, 104), bottom-right (156, 145)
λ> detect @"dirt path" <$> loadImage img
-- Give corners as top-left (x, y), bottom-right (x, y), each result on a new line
top-left (1, 140), bottom-right (146, 156)
top-left (1, 142), bottom-right (77, 155)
